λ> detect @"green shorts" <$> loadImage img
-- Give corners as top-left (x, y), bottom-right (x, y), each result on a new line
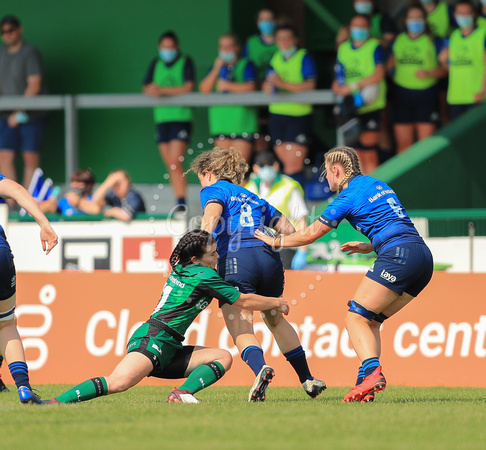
top-left (127, 322), bottom-right (190, 378)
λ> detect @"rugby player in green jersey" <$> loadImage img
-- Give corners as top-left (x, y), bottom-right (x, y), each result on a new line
top-left (47, 230), bottom-right (289, 404)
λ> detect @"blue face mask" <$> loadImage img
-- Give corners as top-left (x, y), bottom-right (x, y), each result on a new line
top-left (258, 20), bottom-right (276, 35)
top-left (159, 49), bottom-right (178, 63)
top-left (407, 19), bottom-right (426, 35)
top-left (455, 15), bottom-right (474, 30)
top-left (219, 51), bottom-right (236, 63)
top-left (350, 27), bottom-right (370, 42)
top-left (258, 165), bottom-right (278, 183)
top-left (354, 1), bottom-right (373, 15)
top-left (280, 45), bottom-right (297, 58)
top-left (481, 0), bottom-right (486, 5)
top-left (420, 0), bottom-right (433, 4)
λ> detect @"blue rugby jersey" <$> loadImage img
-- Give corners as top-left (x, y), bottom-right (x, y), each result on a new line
top-left (319, 175), bottom-right (424, 254)
top-left (200, 180), bottom-right (281, 258)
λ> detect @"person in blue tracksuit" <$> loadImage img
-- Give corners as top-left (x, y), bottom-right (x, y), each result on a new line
top-left (190, 146), bottom-right (326, 402)
top-left (256, 145), bottom-right (434, 403)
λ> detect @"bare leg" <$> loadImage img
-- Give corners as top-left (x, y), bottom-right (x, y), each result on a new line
top-left (230, 139), bottom-right (253, 163)
top-left (262, 310), bottom-right (301, 354)
top-left (22, 152), bottom-right (40, 189)
top-left (0, 295), bottom-right (26, 365)
top-left (221, 303), bottom-right (261, 352)
top-left (0, 150), bottom-right (17, 182)
top-left (274, 142), bottom-right (307, 175)
top-left (183, 345), bottom-right (232, 376)
top-left (105, 352), bottom-right (153, 394)
top-left (357, 131), bottom-right (380, 174)
top-left (394, 124), bottom-right (415, 153)
top-left (416, 122), bottom-right (436, 141)
top-left (158, 140), bottom-right (187, 201)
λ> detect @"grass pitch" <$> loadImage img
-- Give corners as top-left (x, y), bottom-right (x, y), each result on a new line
top-left (2, 385), bottom-right (485, 450)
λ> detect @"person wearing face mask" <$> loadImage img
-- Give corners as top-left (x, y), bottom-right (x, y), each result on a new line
top-left (243, 7), bottom-right (279, 154)
top-left (143, 31), bottom-right (195, 214)
top-left (439, 1), bottom-right (486, 120)
top-left (40, 168), bottom-right (96, 216)
top-left (199, 33), bottom-right (258, 163)
top-left (262, 25), bottom-right (317, 185)
top-left (388, 4), bottom-right (446, 153)
top-left (336, 0), bottom-right (397, 49)
top-left (419, 0), bottom-right (455, 39)
top-left (332, 14), bottom-right (386, 174)
top-left (245, 152), bottom-right (309, 270)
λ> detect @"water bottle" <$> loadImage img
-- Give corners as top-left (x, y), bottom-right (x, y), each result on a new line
top-left (267, 69), bottom-right (277, 93)
top-left (352, 91), bottom-right (365, 108)
top-left (335, 63), bottom-right (345, 86)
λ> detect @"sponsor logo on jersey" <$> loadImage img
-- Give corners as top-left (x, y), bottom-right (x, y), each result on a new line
top-left (196, 300), bottom-right (209, 310)
top-left (152, 343), bottom-right (163, 355)
top-left (169, 274), bottom-right (185, 289)
top-left (380, 270), bottom-right (396, 283)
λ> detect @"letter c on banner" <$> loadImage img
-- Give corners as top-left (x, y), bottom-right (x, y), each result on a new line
top-left (394, 322), bottom-right (419, 357)
top-left (86, 311), bottom-right (117, 356)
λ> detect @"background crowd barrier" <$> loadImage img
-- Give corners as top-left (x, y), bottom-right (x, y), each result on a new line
top-left (5, 271), bottom-right (485, 388)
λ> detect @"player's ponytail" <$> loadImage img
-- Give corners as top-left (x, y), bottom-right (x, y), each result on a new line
top-left (323, 146), bottom-right (362, 192)
top-left (170, 229), bottom-right (214, 274)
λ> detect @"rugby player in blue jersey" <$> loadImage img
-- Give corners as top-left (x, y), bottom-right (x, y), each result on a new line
top-left (256, 146), bottom-right (433, 403)
top-left (191, 146), bottom-right (326, 402)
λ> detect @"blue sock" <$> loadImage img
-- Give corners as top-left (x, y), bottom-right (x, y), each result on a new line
top-left (9, 361), bottom-right (31, 390)
top-left (241, 346), bottom-right (266, 376)
top-left (177, 197), bottom-right (186, 206)
top-left (283, 346), bottom-right (312, 384)
top-left (356, 366), bottom-right (365, 386)
top-left (362, 357), bottom-right (380, 377)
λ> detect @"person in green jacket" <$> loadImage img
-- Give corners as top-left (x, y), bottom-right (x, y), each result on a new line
top-left (388, 3), bottom-right (446, 153)
top-left (143, 31), bottom-right (195, 214)
top-left (439, 1), bottom-right (486, 120)
top-left (199, 33), bottom-right (258, 163)
top-left (420, 0), bottom-right (455, 39)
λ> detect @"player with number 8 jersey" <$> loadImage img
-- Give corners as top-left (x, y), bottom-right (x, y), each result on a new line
top-left (255, 146), bottom-right (434, 403)
top-left (192, 146), bottom-right (327, 402)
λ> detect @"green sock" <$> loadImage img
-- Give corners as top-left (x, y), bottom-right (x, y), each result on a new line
top-left (56, 377), bottom-right (108, 403)
top-left (179, 362), bottom-right (225, 394)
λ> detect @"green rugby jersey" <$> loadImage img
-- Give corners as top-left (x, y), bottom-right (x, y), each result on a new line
top-left (149, 263), bottom-right (240, 337)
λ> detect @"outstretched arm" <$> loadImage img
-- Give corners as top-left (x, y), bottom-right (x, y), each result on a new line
top-left (341, 241), bottom-right (373, 255)
top-left (200, 202), bottom-right (223, 234)
top-left (233, 293), bottom-right (289, 315)
top-left (0, 178), bottom-right (58, 254)
top-left (256, 218), bottom-right (332, 248)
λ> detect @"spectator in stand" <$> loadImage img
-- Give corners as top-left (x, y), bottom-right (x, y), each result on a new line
top-left (199, 33), bottom-right (258, 163)
top-left (439, 1), bottom-right (486, 120)
top-left (0, 15), bottom-right (48, 189)
top-left (87, 170), bottom-right (145, 222)
top-left (40, 168), bottom-right (96, 216)
top-left (388, 3), bottom-right (446, 153)
top-left (336, 0), bottom-right (397, 49)
top-left (245, 151), bottom-right (309, 270)
top-left (262, 25), bottom-right (317, 185)
top-left (143, 31), bottom-right (195, 214)
top-left (332, 14), bottom-right (386, 174)
top-left (243, 7), bottom-right (279, 153)
top-left (420, 0), bottom-right (455, 39)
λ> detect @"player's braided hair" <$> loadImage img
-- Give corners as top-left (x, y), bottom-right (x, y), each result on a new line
top-left (189, 146), bottom-right (249, 185)
top-left (323, 146), bottom-right (362, 193)
top-left (170, 229), bottom-right (214, 272)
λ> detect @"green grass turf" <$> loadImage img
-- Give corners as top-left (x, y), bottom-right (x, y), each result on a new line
top-left (1, 385), bottom-right (485, 450)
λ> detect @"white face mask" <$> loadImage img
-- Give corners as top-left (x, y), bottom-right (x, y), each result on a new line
top-left (258, 165), bottom-right (278, 183)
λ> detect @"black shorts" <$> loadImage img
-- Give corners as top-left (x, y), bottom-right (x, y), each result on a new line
top-left (357, 109), bottom-right (382, 132)
top-left (155, 121), bottom-right (192, 144)
top-left (268, 113), bottom-right (312, 146)
top-left (366, 242), bottom-right (433, 297)
top-left (0, 245), bottom-right (16, 300)
top-left (393, 84), bottom-right (439, 124)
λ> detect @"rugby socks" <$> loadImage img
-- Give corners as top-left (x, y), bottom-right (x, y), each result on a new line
top-left (356, 366), bottom-right (365, 386)
top-left (8, 361), bottom-right (31, 390)
top-left (177, 197), bottom-right (186, 206)
top-left (241, 346), bottom-right (266, 376)
top-left (283, 346), bottom-right (312, 384)
top-left (56, 377), bottom-right (108, 403)
top-left (362, 357), bottom-right (380, 377)
top-left (179, 361), bottom-right (225, 394)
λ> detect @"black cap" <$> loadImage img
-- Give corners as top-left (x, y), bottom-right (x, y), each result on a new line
top-left (254, 151), bottom-right (277, 166)
top-left (1, 15), bottom-right (21, 28)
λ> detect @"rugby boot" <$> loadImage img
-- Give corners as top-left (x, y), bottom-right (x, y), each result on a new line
top-left (248, 365), bottom-right (274, 402)
top-left (302, 377), bottom-right (327, 398)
